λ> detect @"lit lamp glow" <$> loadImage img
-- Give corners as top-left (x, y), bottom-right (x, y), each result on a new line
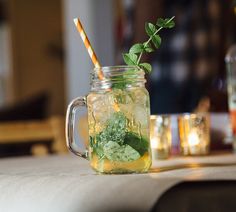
top-left (151, 137), bottom-right (160, 160)
top-left (151, 137), bottom-right (159, 149)
top-left (178, 114), bottom-right (210, 156)
top-left (188, 131), bottom-right (200, 146)
top-left (150, 115), bottom-right (172, 160)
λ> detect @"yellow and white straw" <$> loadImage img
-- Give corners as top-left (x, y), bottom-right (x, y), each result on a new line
top-left (73, 18), bottom-right (104, 80)
top-left (73, 18), bottom-right (120, 112)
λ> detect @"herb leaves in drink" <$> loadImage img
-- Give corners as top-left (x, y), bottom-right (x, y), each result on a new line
top-left (90, 112), bottom-right (149, 162)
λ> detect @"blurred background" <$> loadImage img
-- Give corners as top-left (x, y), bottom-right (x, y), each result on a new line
top-left (0, 0), bottom-right (235, 157)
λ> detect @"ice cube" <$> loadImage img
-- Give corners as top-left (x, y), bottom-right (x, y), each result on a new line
top-left (132, 88), bottom-right (149, 105)
top-left (87, 92), bottom-right (115, 132)
top-left (133, 105), bottom-right (149, 128)
top-left (112, 89), bottom-right (133, 105)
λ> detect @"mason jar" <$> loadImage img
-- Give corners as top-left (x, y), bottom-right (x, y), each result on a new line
top-left (66, 66), bottom-right (152, 174)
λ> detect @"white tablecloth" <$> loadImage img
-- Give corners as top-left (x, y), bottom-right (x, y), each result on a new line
top-left (1, 154), bottom-right (236, 212)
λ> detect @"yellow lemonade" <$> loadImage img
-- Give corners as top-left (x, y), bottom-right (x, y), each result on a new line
top-left (87, 87), bottom-right (151, 174)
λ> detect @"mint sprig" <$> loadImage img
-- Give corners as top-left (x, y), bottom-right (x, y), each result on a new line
top-left (123, 16), bottom-right (175, 73)
top-left (90, 112), bottom-right (149, 161)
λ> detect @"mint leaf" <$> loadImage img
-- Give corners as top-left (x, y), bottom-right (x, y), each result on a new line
top-left (123, 53), bottom-right (138, 65)
top-left (139, 63), bottom-right (152, 73)
top-left (166, 20), bottom-right (175, 28)
top-left (90, 113), bottom-right (150, 161)
top-left (122, 16), bottom-right (175, 70)
top-left (157, 18), bottom-right (175, 28)
top-left (156, 18), bottom-right (165, 27)
top-left (90, 112), bottom-right (127, 159)
top-left (103, 141), bottom-right (140, 162)
top-left (143, 42), bottom-right (154, 53)
top-left (151, 34), bottom-right (161, 48)
top-left (129, 43), bottom-right (144, 54)
top-left (124, 132), bottom-right (149, 156)
top-left (144, 47), bottom-right (154, 53)
top-left (89, 135), bottom-right (105, 159)
top-left (100, 112), bottom-right (127, 145)
top-left (145, 22), bottom-right (157, 37)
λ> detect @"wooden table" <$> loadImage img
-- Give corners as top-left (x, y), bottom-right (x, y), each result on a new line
top-left (0, 153), bottom-right (236, 212)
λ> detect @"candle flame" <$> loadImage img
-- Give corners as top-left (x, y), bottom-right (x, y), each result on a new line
top-left (188, 132), bottom-right (200, 146)
top-left (151, 137), bottom-right (159, 149)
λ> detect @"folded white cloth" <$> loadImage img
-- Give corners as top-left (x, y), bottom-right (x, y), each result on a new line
top-left (0, 154), bottom-right (236, 212)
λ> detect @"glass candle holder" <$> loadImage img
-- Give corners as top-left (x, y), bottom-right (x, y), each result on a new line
top-left (178, 113), bottom-right (210, 156)
top-left (150, 115), bottom-right (172, 160)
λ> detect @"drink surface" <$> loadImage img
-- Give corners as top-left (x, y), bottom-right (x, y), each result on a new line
top-left (87, 87), bottom-right (151, 173)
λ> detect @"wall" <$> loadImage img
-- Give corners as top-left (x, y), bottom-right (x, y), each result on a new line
top-left (0, 24), bottom-right (11, 106)
top-left (8, 0), bottom-right (65, 115)
top-left (63, 0), bottom-right (115, 102)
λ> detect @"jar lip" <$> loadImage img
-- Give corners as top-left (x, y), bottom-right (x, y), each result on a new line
top-left (91, 65), bottom-right (146, 90)
top-left (93, 65), bottom-right (142, 73)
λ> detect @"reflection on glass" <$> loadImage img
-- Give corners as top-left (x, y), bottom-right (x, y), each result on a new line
top-left (150, 115), bottom-right (172, 160)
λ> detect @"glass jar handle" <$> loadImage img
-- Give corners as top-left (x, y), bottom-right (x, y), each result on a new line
top-left (66, 96), bottom-right (88, 159)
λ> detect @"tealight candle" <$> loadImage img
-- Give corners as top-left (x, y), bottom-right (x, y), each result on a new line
top-left (150, 115), bottom-right (172, 160)
top-left (178, 113), bottom-right (210, 156)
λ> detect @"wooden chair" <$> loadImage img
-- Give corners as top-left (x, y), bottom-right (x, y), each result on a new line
top-left (0, 116), bottom-right (68, 156)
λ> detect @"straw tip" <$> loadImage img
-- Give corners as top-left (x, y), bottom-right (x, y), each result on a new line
top-left (73, 18), bottom-right (78, 25)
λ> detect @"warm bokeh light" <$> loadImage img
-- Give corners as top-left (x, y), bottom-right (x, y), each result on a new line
top-left (188, 131), bottom-right (200, 147)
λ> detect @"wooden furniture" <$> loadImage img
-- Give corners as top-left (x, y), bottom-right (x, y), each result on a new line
top-left (7, 0), bottom-right (65, 115)
top-left (0, 116), bottom-right (68, 156)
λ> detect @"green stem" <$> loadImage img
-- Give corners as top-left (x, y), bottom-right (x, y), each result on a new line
top-left (136, 16), bottom-right (175, 64)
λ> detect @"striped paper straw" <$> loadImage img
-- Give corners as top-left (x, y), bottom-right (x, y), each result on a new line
top-left (73, 18), bottom-right (120, 112)
top-left (73, 18), bottom-right (104, 80)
